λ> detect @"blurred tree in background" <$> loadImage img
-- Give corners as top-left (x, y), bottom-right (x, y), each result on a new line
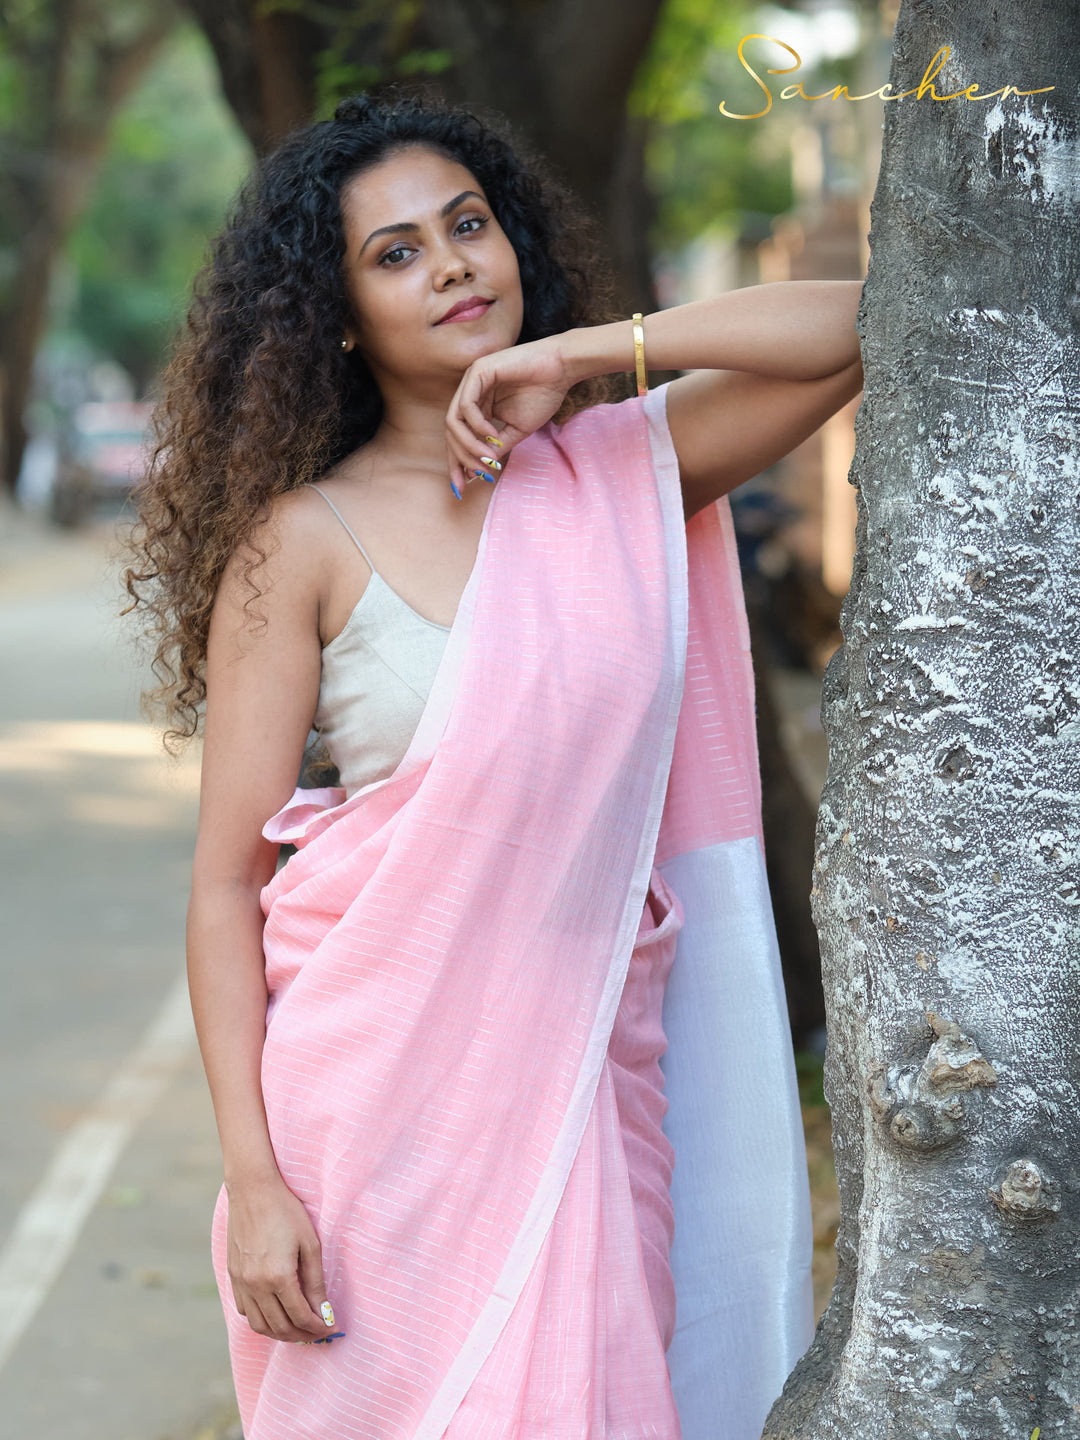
top-left (628, 0), bottom-right (793, 255)
top-left (64, 23), bottom-right (251, 392)
top-left (0, 0), bottom-right (177, 493)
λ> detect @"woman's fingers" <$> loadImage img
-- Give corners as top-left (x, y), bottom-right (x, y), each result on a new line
top-left (445, 439), bottom-right (500, 499)
top-left (446, 369), bottom-right (506, 495)
top-left (241, 1283), bottom-right (328, 1343)
top-left (239, 1292), bottom-right (270, 1335)
top-left (225, 1178), bottom-right (338, 1344)
top-left (446, 410), bottom-right (501, 486)
top-left (254, 1289), bottom-right (308, 1341)
top-left (298, 1234), bottom-right (335, 1334)
top-left (276, 1271), bottom-right (330, 1337)
top-left (460, 389), bottom-right (503, 456)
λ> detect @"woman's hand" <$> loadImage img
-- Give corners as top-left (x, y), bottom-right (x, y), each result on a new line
top-left (444, 333), bottom-right (576, 496)
top-left (226, 1172), bottom-right (338, 1343)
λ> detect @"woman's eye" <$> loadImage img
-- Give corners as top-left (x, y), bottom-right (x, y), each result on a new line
top-left (378, 215), bottom-right (488, 266)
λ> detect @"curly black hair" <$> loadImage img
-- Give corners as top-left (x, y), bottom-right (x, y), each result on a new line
top-left (121, 85), bottom-right (629, 750)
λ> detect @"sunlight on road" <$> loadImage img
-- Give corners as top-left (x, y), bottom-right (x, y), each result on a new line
top-left (0, 720), bottom-right (201, 827)
top-left (0, 719), bottom-right (198, 762)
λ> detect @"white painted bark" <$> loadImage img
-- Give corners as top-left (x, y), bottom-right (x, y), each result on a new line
top-left (762, 1), bottom-right (1080, 1436)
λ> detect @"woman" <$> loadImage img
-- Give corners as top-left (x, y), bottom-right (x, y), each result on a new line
top-left (124, 89), bottom-right (862, 1440)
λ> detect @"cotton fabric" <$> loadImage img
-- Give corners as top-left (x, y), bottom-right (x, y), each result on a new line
top-left (210, 381), bottom-right (815, 1439)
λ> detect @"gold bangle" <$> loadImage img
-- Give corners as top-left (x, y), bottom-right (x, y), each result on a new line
top-left (631, 312), bottom-right (647, 396)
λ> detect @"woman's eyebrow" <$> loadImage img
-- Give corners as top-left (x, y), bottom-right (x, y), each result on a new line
top-left (358, 190), bottom-right (486, 256)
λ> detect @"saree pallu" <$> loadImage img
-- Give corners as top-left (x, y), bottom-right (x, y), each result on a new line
top-left (210, 380), bottom-right (815, 1439)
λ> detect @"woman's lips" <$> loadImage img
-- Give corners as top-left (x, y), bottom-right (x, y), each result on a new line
top-left (438, 299), bottom-right (494, 323)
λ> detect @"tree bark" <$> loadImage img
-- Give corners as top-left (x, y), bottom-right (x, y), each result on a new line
top-left (763, 1), bottom-right (1080, 1435)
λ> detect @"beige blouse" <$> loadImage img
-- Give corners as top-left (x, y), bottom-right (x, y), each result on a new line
top-left (307, 483), bottom-right (449, 795)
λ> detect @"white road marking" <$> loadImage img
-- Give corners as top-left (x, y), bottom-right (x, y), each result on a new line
top-left (0, 972), bottom-right (195, 1371)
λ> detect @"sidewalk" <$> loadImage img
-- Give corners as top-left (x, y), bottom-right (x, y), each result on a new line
top-left (0, 500), bottom-right (235, 1440)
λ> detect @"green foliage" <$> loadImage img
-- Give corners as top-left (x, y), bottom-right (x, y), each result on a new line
top-left (630, 0), bottom-right (755, 125)
top-left (632, 0), bottom-right (838, 254)
top-left (62, 23), bottom-right (252, 385)
top-left (312, 46), bottom-right (454, 121)
top-left (645, 108), bottom-right (793, 256)
top-left (255, 0), bottom-right (455, 121)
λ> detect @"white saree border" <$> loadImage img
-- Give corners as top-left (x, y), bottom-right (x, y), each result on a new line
top-left (641, 382), bottom-right (816, 1440)
top-left (410, 388), bottom-right (692, 1440)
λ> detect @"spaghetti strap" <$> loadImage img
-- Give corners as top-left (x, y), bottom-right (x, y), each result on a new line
top-left (308, 483), bottom-right (380, 575)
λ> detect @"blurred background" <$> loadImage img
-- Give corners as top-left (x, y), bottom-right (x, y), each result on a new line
top-left (0, 1), bottom-right (897, 1434)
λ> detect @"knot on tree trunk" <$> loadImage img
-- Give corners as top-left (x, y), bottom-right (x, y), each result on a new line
top-left (988, 1159), bottom-right (1061, 1222)
top-left (865, 1009), bottom-right (997, 1151)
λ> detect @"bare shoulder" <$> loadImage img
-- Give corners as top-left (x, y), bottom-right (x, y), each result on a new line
top-left (197, 485), bottom-right (330, 888)
top-left (210, 485), bottom-right (328, 653)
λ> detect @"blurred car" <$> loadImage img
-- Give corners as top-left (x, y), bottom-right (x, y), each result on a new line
top-left (51, 400), bottom-right (155, 526)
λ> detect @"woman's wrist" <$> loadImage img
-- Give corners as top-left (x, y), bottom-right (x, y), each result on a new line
top-left (560, 321), bottom-right (640, 388)
top-left (224, 1154), bottom-right (284, 1193)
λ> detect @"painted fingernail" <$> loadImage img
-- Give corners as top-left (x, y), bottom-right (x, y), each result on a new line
top-left (479, 456), bottom-right (502, 471)
top-left (315, 1331), bottom-right (346, 1344)
top-left (321, 1301), bottom-right (335, 1327)
top-left (484, 435), bottom-right (504, 449)
top-left (450, 479), bottom-right (462, 500)
top-left (473, 469), bottom-right (495, 483)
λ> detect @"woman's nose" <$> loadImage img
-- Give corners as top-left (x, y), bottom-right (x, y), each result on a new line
top-left (432, 239), bottom-right (472, 282)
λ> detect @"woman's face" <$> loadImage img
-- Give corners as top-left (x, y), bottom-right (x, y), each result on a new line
top-left (339, 145), bottom-right (524, 390)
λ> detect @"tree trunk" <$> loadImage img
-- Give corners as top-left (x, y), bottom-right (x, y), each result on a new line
top-left (181, 0), bottom-right (324, 149)
top-left (763, 0), bottom-right (1080, 1435)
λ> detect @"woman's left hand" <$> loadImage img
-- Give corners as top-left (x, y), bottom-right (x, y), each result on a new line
top-left (444, 333), bottom-right (576, 496)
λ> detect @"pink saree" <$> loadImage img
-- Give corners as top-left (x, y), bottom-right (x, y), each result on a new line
top-left (210, 380), bottom-right (815, 1439)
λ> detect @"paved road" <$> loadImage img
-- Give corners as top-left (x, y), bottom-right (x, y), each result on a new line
top-left (0, 503), bottom-right (239, 1440)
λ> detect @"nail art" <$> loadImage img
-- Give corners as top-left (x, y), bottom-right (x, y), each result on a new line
top-left (484, 434), bottom-right (504, 449)
top-left (301, 1331), bottom-right (347, 1345)
top-left (473, 469), bottom-right (496, 483)
top-left (479, 456), bottom-right (502, 472)
top-left (321, 1300), bottom-right (336, 1327)
top-left (450, 479), bottom-right (462, 500)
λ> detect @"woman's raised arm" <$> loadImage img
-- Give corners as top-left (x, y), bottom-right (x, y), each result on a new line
top-left (563, 280), bottom-right (865, 517)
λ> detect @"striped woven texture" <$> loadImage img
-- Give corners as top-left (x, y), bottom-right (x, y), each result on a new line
top-left (210, 384), bottom-right (813, 1438)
